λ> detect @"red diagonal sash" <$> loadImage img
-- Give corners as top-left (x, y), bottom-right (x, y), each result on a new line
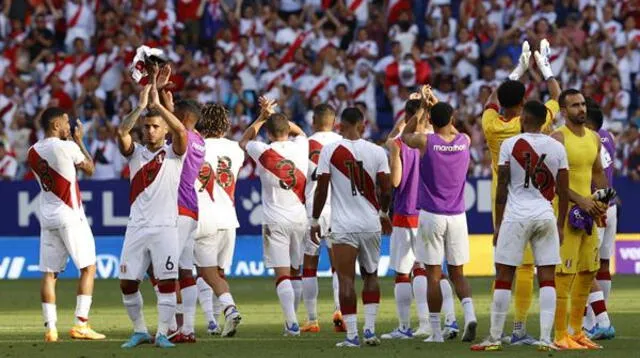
top-left (129, 150), bottom-right (166, 205)
top-left (351, 79), bottom-right (369, 100)
top-left (309, 139), bottom-right (322, 165)
top-left (27, 148), bottom-right (74, 208)
top-left (216, 156), bottom-right (237, 204)
top-left (68, 2), bottom-right (83, 28)
top-left (511, 138), bottom-right (555, 201)
top-left (278, 31), bottom-right (308, 67)
top-left (330, 144), bottom-right (379, 209)
top-left (265, 73), bottom-right (283, 92)
top-left (0, 101), bottom-right (14, 119)
top-left (258, 148), bottom-right (306, 203)
top-left (307, 77), bottom-right (329, 101)
top-left (348, 0), bottom-right (364, 12)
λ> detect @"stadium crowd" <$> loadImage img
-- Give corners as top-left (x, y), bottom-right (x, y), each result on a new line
top-left (0, 0), bottom-right (638, 181)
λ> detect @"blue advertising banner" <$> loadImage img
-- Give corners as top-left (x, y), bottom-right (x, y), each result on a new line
top-left (0, 236), bottom-right (390, 280)
top-left (1, 177), bottom-right (639, 236)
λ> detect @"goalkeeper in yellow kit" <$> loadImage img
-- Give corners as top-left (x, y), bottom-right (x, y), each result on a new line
top-left (481, 39), bottom-right (560, 345)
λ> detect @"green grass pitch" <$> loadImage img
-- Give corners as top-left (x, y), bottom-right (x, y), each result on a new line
top-left (1, 276), bottom-right (639, 357)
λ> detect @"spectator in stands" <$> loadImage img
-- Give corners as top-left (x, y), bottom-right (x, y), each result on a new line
top-left (0, 141), bottom-right (17, 180)
top-left (628, 142), bottom-right (640, 182)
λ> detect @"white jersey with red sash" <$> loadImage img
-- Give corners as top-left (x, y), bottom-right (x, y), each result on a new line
top-left (127, 142), bottom-right (185, 228)
top-left (95, 48), bottom-right (123, 92)
top-left (276, 28), bottom-right (312, 66)
top-left (246, 136), bottom-right (308, 225)
top-left (73, 53), bottom-right (95, 83)
top-left (316, 138), bottom-right (390, 233)
top-left (298, 74), bottom-right (331, 102)
top-left (196, 137), bottom-right (245, 236)
top-left (259, 69), bottom-right (291, 100)
top-left (346, 0), bottom-right (368, 24)
top-left (0, 94), bottom-right (16, 127)
top-left (305, 131), bottom-right (342, 219)
top-left (65, 0), bottom-right (95, 47)
top-left (27, 137), bottom-right (86, 229)
top-left (347, 40), bottom-right (379, 59)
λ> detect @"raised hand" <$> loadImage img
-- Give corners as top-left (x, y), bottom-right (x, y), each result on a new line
top-left (508, 40), bottom-right (531, 80)
top-left (534, 38), bottom-right (554, 80)
top-left (73, 119), bottom-right (84, 143)
top-left (157, 64), bottom-right (172, 89)
top-left (138, 84), bottom-right (152, 109)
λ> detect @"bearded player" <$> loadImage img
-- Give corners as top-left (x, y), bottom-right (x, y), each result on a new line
top-left (28, 107), bottom-right (105, 342)
top-left (300, 104), bottom-right (343, 333)
top-left (550, 89), bottom-right (613, 350)
top-left (193, 103), bottom-right (244, 337)
top-left (482, 39), bottom-right (561, 345)
top-left (117, 73), bottom-right (188, 348)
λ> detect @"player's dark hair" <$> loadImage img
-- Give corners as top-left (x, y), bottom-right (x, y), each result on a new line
top-left (313, 104), bottom-right (335, 127)
top-left (497, 80), bottom-right (526, 108)
top-left (405, 99), bottom-right (422, 118)
top-left (145, 108), bottom-right (163, 118)
top-left (559, 88), bottom-right (582, 108)
top-left (199, 103), bottom-right (229, 138)
top-left (587, 106), bottom-right (604, 131)
top-left (175, 99), bottom-right (202, 122)
top-left (265, 113), bottom-right (290, 137)
top-left (341, 107), bottom-right (364, 126)
top-left (40, 107), bottom-right (66, 132)
top-left (430, 102), bottom-right (454, 128)
top-left (522, 100), bottom-right (547, 127)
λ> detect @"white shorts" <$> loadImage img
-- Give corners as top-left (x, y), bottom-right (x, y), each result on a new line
top-left (178, 216), bottom-right (197, 269)
top-left (304, 215), bottom-right (332, 256)
top-left (390, 226), bottom-right (426, 274)
top-left (416, 210), bottom-right (469, 266)
top-left (263, 223), bottom-right (305, 269)
top-left (39, 219), bottom-right (96, 273)
top-left (495, 219), bottom-right (562, 267)
top-left (194, 229), bottom-right (236, 268)
top-left (330, 232), bottom-right (381, 274)
top-left (597, 205), bottom-right (617, 260)
top-left (119, 225), bottom-right (179, 281)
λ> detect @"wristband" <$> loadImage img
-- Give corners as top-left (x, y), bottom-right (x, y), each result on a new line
top-left (378, 210), bottom-right (389, 219)
top-left (311, 218), bottom-right (319, 226)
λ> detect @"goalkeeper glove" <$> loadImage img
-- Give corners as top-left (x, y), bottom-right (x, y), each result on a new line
top-left (508, 41), bottom-right (531, 81)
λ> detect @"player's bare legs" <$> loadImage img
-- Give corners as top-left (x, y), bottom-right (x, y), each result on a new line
top-left (198, 265), bottom-right (240, 337)
top-left (41, 273), bottom-right (58, 342)
top-left (424, 264), bottom-right (444, 342)
top-left (447, 264), bottom-right (477, 342)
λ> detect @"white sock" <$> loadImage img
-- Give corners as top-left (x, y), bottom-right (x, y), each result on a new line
top-left (363, 303), bottom-right (379, 333)
top-left (344, 313), bottom-right (358, 340)
top-left (181, 284), bottom-right (197, 334)
top-left (394, 280), bottom-right (412, 329)
top-left (584, 305), bottom-right (596, 330)
top-left (157, 292), bottom-right (177, 336)
top-left (440, 279), bottom-right (456, 325)
top-left (42, 303), bottom-right (57, 330)
top-left (291, 278), bottom-right (303, 312)
top-left (539, 286), bottom-right (556, 342)
top-left (123, 292), bottom-right (148, 333)
top-left (218, 292), bottom-right (236, 316)
top-left (413, 274), bottom-right (429, 328)
top-left (276, 279), bottom-right (298, 325)
top-left (74, 295), bottom-right (92, 326)
top-left (490, 289), bottom-right (511, 340)
top-left (332, 271), bottom-right (340, 311)
top-left (598, 279), bottom-right (612, 301)
top-left (461, 297), bottom-right (477, 325)
top-left (302, 276), bottom-right (318, 321)
top-left (429, 313), bottom-right (443, 340)
top-left (589, 291), bottom-right (611, 328)
top-left (213, 295), bottom-right (223, 322)
top-left (197, 278), bottom-right (215, 323)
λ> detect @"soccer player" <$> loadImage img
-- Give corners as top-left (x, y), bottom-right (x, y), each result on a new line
top-left (28, 107), bottom-right (105, 342)
top-left (117, 73), bottom-right (188, 348)
top-left (470, 100), bottom-right (569, 352)
top-left (300, 104), bottom-right (343, 333)
top-left (193, 103), bottom-right (244, 337)
top-left (239, 97), bottom-right (308, 336)
top-left (169, 99), bottom-right (206, 343)
top-left (582, 101), bottom-right (616, 340)
top-left (482, 39), bottom-right (561, 345)
top-left (402, 100), bottom-right (477, 343)
top-left (311, 107), bottom-right (392, 348)
top-left (550, 89), bottom-right (612, 350)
